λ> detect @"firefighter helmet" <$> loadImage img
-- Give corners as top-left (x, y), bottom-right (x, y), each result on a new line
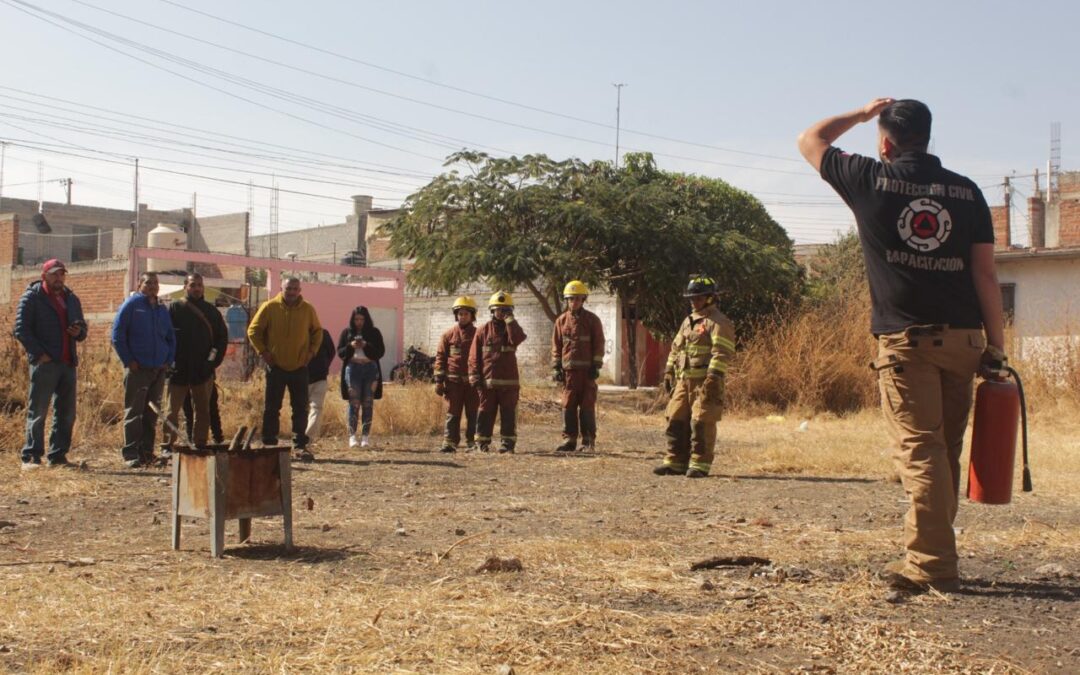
top-left (488, 291), bottom-right (514, 309)
top-left (563, 280), bottom-right (589, 298)
top-left (683, 276), bottom-right (717, 298)
top-left (452, 296), bottom-right (477, 314)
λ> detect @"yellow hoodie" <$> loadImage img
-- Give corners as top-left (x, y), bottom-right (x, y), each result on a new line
top-left (247, 293), bottom-right (323, 371)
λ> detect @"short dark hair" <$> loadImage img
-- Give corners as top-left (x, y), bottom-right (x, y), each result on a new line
top-left (285, 277), bottom-right (301, 287)
top-left (878, 99), bottom-right (932, 151)
top-left (185, 273), bottom-right (203, 285)
top-left (140, 272), bottom-right (158, 283)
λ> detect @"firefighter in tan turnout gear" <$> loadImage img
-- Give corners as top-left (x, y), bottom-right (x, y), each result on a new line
top-left (655, 277), bottom-right (736, 478)
top-left (552, 280), bottom-right (605, 452)
top-left (469, 291), bottom-right (527, 453)
top-left (434, 296), bottom-right (480, 453)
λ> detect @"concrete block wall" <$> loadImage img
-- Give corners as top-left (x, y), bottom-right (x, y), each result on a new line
top-left (249, 221), bottom-right (358, 262)
top-left (402, 286), bottom-right (619, 382)
top-left (0, 197), bottom-right (190, 265)
top-left (192, 211), bottom-right (248, 280)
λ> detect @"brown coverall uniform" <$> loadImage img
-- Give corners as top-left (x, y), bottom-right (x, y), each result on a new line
top-left (552, 308), bottom-right (605, 446)
top-left (663, 304), bottom-right (735, 475)
top-left (469, 316), bottom-right (527, 451)
top-left (434, 323), bottom-right (479, 449)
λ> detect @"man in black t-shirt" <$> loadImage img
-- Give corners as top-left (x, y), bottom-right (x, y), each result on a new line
top-left (798, 98), bottom-right (1006, 595)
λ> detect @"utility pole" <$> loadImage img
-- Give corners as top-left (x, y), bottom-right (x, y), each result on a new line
top-left (60, 178), bottom-right (72, 204)
top-left (1003, 175), bottom-right (1011, 247)
top-left (133, 157), bottom-right (140, 248)
top-left (613, 83), bottom-right (627, 169)
top-left (0, 140), bottom-right (6, 212)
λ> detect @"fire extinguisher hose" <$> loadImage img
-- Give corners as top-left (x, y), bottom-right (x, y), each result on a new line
top-left (1005, 366), bottom-right (1032, 492)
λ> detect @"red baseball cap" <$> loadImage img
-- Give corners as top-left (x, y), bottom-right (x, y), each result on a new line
top-left (42, 259), bottom-right (67, 276)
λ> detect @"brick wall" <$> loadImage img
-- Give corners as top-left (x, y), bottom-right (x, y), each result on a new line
top-left (4, 260), bottom-right (128, 349)
top-left (1059, 198), bottom-right (1080, 247)
top-left (990, 205), bottom-right (1010, 249)
top-left (1029, 197), bottom-right (1046, 248)
top-left (0, 214), bottom-right (17, 266)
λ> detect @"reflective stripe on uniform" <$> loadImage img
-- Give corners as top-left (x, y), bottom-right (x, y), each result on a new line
top-left (677, 367), bottom-right (708, 379)
top-left (712, 335), bottom-right (735, 353)
top-left (707, 358), bottom-right (728, 374)
top-left (688, 460), bottom-right (711, 474)
top-left (488, 378), bottom-right (519, 386)
top-left (566, 359), bottom-right (592, 368)
top-left (663, 460), bottom-right (688, 472)
top-left (499, 346), bottom-right (516, 353)
top-left (476, 435), bottom-right (492, 443)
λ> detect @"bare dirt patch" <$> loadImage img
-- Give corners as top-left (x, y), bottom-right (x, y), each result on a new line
top-left (2, 390), bottom-right (1078, 673)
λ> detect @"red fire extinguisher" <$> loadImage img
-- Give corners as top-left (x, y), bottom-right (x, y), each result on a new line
top-left (967, 366), bottom-right (1032, 504)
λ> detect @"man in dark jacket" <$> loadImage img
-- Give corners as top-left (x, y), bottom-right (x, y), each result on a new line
top-left (305, 328), bottom-right (336, 442)
top-left (112, 272), bottom-right (176, 467)
top-left (164, 273), bottom-right (227, 449)
top-left (13, 259), bottom-right (87, 469)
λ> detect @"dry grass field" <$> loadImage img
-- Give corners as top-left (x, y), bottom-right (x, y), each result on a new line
top-left (2, 376), bottom-right (1078, 673)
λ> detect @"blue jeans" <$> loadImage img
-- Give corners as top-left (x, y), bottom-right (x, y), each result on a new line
top-left (21, 360), bottom-right (77, 463)
top-left (346, 361), bottom-right (379, 435)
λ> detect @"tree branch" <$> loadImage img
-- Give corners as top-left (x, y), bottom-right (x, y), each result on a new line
top-left (524, 278), bottom-right (557, 322)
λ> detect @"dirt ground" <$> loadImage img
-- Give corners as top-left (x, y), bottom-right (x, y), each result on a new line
top-left (1, 392), bottom-right (1078, 673)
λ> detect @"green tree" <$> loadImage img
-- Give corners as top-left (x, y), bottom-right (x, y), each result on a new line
top-left (387, 151), bottom-right (803, 384)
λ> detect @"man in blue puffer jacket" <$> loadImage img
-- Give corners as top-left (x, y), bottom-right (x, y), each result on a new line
top-left (13, 259), bottom-right (87, 470)
top-left (111, 272), bottom-right (176, 468)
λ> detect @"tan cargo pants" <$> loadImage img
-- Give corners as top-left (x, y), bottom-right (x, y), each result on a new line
top-left (874, 325), bottom-right (984, 583)
top-left (664, 377), bottom-right (724, 474)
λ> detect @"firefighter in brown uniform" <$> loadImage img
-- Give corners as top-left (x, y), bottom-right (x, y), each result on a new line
top-left (552, 280), bottom-right (605, 452)
top-left (469, 291), bottom-right (528, 453)
top-left (434, 296), bottom-right (480, 453)
top-left (798, 98), bottom-right (1005, 595)
top-left (654, 277), bottom-right (736, 478)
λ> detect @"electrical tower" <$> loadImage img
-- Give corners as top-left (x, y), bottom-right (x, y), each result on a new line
top-left (268, 180), bottom-right (280, 259)
top-left (1049, 122), bottom-right (1061, 200)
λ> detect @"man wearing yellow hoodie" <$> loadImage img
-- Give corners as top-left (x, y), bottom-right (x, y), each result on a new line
top-left (247, 277), bottom-right (323, 461)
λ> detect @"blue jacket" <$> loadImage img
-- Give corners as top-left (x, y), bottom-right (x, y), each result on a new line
top-left (13, 281), bottom-right (88, 365)
top-left (111, 293), bottom-right (176, 368)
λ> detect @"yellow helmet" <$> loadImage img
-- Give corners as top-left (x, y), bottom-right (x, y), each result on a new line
top-left (488, 290), bottom-right (514, 309)
top-left (452, 295), bottom-right (477, 313)
top-left (563, 280), bottom-right (589, 298)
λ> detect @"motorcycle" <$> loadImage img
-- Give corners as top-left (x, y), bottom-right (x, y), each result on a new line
top-left (389, 346), bottom-right (435, 383)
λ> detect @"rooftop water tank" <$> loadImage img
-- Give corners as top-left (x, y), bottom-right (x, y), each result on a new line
top-left (147, 223), bottom-right (187, 272)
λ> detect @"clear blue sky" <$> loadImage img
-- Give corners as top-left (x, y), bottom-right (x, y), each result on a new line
top-left (1, 0), bottom-right (1076, 244)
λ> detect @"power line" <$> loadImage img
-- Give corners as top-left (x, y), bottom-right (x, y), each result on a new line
top-left (152, 0), bottom-right (806, 165)
top-left (2, 0), bottom-right (452, 161)
top-left (5, 0), bottom-right (816, 177)
top-left (0, 86), bottom-right (433, 178)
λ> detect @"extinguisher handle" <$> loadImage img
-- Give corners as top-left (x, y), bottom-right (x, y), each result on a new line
top-left (1005, 366), bottom-right (1032, 493)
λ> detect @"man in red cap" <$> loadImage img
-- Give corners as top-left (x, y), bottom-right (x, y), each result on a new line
top-left (13, 259), bottom-right (87, 469)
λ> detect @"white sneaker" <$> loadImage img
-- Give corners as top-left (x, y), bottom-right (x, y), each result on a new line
top-left (348, 435), bottom-right (359, 448)
top-left (360, 435), bottom-right (370, 448)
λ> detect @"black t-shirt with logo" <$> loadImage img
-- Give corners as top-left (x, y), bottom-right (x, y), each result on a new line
top-left (820, 147), bottom-right (994, 335)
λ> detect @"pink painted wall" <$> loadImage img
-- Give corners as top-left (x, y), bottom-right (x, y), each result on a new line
top-left (129, 247), bottom-right (406, 375)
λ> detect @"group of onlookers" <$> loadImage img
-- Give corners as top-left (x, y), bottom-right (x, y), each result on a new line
top-left (14, 267), bottom-right (385, 468)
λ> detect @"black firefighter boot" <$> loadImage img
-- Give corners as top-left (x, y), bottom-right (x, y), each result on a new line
top-left (556, 408), bottom-right (578, 452)
top-left (654, 420), bottom-right (690, 475)
top-left (579, 409), bottom-right (597, 452)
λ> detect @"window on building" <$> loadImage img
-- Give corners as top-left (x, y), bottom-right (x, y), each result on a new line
top-left (70, 225), bottom-right (99, 263)
top-left (1000, 283), bottom-right (1015, 326)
